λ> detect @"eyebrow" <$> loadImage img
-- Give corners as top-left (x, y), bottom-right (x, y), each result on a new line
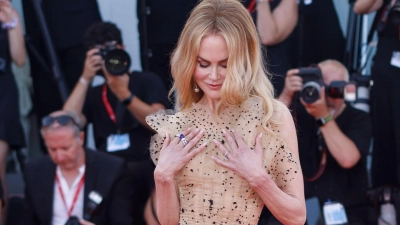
top-left (197, 56), bottom-right (228, 63)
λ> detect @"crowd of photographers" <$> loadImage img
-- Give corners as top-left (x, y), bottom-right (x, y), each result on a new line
top-left (0, 0), bottom-right (400, 224)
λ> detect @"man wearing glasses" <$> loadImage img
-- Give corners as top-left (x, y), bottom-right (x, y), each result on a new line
top-left (22, 110), bottom-right (134, 225)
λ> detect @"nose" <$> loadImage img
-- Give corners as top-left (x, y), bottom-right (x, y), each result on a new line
top-left (209, 66), bottom-right (220, 80)
top-left (54, 151), bottom-right (65, 164)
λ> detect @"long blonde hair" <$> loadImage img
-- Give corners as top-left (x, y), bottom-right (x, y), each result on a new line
top-left (170, 0), bottom-right (281, 133)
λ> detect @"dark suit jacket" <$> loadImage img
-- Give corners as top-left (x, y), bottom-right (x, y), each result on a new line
top-left (22, 149), bottom-right (134, 225)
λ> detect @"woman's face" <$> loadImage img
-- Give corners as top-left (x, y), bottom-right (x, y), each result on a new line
top-left (194, 34), bottom-right (228, 102)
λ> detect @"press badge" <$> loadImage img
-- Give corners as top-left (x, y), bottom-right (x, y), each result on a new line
top-left (107, 133), bottom-right (130, 152)
top-left (390, 51), bottom-right (400, 68)
top-left (323, 201), bottom-right (348, 225)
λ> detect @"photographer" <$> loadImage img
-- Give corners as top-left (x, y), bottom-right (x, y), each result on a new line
top-left (62, 21), bottom-right (168, 225)
top-left (279, 60), bottom-right (372, 224)
top-left (22, 110), bottom-right (133, 225)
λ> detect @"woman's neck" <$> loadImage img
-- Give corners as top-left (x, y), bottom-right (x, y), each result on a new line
top-left (199, 96), bottom-right (221, 115)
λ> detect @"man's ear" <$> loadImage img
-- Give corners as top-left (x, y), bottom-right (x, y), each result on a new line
top-left (79, 131), bottom-right (85, 144)
top-left (122, 44), bottom-right (126, 50)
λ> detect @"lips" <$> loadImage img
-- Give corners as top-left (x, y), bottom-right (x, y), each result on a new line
top-left (207, 84), bottom-right (222, 90)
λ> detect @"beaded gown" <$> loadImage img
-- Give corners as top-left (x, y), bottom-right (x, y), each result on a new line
top-left (146, 96), bottom-right (300, 225)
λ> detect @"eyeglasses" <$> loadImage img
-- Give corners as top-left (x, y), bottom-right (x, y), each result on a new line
top-left (41, 115), bottom-right (82, 130)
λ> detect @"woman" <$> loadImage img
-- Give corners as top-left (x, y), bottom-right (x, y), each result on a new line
top-left (251, 0), bottom-right (298, 96)
top-left (146, 0), bottom-right (306, 224)
top-left (0, 0), bottom-right (26, 222)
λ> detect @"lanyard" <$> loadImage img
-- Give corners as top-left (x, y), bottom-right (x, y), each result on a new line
top-left (102, 84), bottom-right (117, 124)
top-left (247, 0), bottom-right (273, 14)
top-left (247, 0), bottom-right (256, 14)
top-left (55, 174), bottom-right (85, 217)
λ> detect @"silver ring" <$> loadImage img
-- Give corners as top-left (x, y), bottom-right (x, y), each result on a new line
top-left (223, 152), bottom-right (229, 160)
top-left (180, 138), bottom-right (188, 146)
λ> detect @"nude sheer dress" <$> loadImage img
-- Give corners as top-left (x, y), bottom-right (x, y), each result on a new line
top-left (146, 96), bottom-right (300, 225)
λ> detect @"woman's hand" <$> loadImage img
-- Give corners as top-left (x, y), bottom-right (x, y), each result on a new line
top-left (155, 128), bottom-right (207, 178)
top-left (0, 0), bottom-right (17, 24)
top-left (212, 129), bottom-right (266, 181)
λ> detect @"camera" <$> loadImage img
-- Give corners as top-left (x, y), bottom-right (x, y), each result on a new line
top-left (95, 41), bottom-right (131, 76)
top-left (64, 216), bottom-right (81, 225)
top-left (296, 67), bottom-right (357, 103)
top-left (83, 191), bottom-right (103, 221)
top-left (350, 73), bottom-right (372, 113)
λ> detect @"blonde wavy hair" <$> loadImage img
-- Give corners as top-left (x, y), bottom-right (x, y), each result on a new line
top-left (170, 0), bottom-right (282, 133)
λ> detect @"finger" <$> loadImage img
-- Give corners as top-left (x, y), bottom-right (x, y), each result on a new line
top-left (286, 69), bottom-right (299, 78)
top-left (172, 128), bottom-right (192, 146)
top-left (186, 141), bottom-right (208, 159)
top-left (90, 57), bottom-right (103, 67)
top-left (161, 132), bottom-right (171, 150)
top-left (289, 76), bottom-right (303, 84)
top-left (320, 86), bottom-right (326, 99)
top-left (180, 127), bottom-right (199, 143)
top-left (213, 139), bottom-right (229, 157)
top-left (255, 132), bottom-right (264, 155)
top-left (230, 129), bottom-right (247, 149)
top-left (211, 155), bottom-right (232, 169)
top-left (182, 129), bottom-right (204, 150)
top-left (221, 129), bottom-right (238, 150)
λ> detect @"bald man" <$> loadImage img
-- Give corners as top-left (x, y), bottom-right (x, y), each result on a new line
top-left (22, 110), bottom-right (134, 225)
top-left (279, 60), bottom-right (372, 224)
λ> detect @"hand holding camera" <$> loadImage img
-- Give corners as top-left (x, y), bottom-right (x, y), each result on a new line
top-left (281, 68), bottom-right (303, 100)
top-left (81, 48), bottom-right (103, 82)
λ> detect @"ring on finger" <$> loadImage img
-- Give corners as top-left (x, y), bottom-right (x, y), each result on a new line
top-left (180, 138), bottom-right (188, 146)
top-left (223, 151), bottom-right (229, 160)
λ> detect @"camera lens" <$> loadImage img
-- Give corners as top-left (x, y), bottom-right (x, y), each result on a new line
top-left (300, 81), bottom-right (321, 103)
top-left (103, 49), bottom-right (131, 75)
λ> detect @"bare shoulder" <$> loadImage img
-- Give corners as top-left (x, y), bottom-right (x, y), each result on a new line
top-left (271, 100), bottom-right (295, 132)
top-left (271, 100), bottom-right (299, 156)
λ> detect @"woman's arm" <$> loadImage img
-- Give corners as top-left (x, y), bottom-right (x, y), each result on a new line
top-left (257, 0), bottom-right (298, 46)
top-left (0, 0), bottom-right (26, 66)
top-left (153, 129), bottom-right (207, 225)
top-left (154, 167), bottom-right (181, 225)
top-left (354, 0), bottom-right (383, 14)
top-left (249, 107), bottom-right (306, 224)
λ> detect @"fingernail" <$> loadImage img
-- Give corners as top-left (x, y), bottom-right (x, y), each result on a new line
top-left (258, 132), bottom-right (263, 138)
top-left (202, 141), bottom-right (208, 146)
top-left (221, 129), bottom-right (226, 133)
top-left (211, 156), bottom-right (215, 160)
top-left (195, 128), bottom-right (199, 132)
top-left (213, 139), bottom-right (218, 144)
top-left (231, 129), bottom-right (235, 132)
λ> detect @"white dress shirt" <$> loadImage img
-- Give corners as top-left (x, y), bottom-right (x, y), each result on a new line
top-left (52, 165), bottom-right (86, 225)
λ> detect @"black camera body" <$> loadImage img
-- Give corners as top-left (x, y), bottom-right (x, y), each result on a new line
top-left (296, 67), bottom-right (355, 103)
top-left (96, 44), bottom-right (131, 76)
top-left (296, 67), bottom-right (325, 103)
